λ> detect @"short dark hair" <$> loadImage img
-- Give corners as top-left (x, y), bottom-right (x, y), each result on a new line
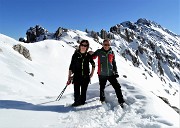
top-left (103, 39), bottom-right (110, 43)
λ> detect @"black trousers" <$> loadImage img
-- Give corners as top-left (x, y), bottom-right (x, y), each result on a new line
top-left (73, 76), bottom-right (90, 103)
top-left (98, 75), bottom-right (124, 103)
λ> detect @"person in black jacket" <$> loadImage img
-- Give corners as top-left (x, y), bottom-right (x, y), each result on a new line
top-left (68, 40), bottom-right (95, 106)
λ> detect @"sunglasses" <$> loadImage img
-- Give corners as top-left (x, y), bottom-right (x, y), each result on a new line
top-left (80, 44), bottom-right (88, 47)
top-left (103, 44), bottom-right (110, 46)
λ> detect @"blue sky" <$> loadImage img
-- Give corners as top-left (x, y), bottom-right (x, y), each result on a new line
top-left (0, 0), bottom-right (179, 40)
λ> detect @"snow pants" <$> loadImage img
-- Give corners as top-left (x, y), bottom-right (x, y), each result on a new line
top-left (98, 75), bottom-right (124, 103)
top-left (73, 76), bottom-right (90, 104)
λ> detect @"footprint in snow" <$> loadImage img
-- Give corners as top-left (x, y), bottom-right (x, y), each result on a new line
top-left (122, 84), bottom-right (135, 90)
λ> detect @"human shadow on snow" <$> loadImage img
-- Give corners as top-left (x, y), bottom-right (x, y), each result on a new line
top-left (0, 100), bottom-right (102, 113)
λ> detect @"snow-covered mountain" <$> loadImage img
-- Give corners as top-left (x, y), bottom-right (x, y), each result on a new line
top-left (0, 18), bottom-right (179, 128)
top-left (110, 18), bottom-right (180, 85)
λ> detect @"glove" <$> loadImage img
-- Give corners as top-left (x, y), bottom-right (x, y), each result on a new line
top-left (114, 72), bottom-right (119, 78)
top-left (66, 80), bottom-right (71, 85)
top-left (66, 76), bottom-right (73, 85)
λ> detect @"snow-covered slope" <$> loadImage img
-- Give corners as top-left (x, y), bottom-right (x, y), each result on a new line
top-left (0, 25), bottom-right (179, 128)
top-left (110, 18), bottom-right (180, 86)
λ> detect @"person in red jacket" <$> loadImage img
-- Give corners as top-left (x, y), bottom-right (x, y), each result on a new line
top-left (68, 40), bottom-right (95, 106)
top-left (90, 39), bottom-right (124, 108)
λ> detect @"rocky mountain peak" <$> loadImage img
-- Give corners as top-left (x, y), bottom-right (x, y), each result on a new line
top-left (18, 19), bottom-right (180, 85)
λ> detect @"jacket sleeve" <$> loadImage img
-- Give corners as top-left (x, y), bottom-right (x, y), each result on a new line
top-left (112, 52), bottom-right (118, 73)
top-left (69, 53), bottom-right (75, 73)
top-left (92, 49), bottom-right (99, 59)
top-left (89, 54), bottom-right (95, 68)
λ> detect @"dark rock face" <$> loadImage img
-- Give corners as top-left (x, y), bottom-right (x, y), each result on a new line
top-left (26, 25), bottom-right (48, 43)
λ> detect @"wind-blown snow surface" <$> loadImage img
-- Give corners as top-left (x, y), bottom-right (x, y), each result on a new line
top-left (0, 33), bottom-right (179, 128)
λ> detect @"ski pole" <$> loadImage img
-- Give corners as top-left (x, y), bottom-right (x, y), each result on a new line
top-left (56, 76), bottom-right (73, 101)
top-left (56, 84), bottom-right (68, 101)
top-left (55, 77), bottom-right (73, 101)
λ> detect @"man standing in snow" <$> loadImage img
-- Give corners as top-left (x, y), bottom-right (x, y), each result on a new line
top-left (90, 39), bottom-right (125, 107)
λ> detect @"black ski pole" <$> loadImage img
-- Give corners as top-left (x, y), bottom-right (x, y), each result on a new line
top-left (56, 76), bottom-right (73, 101)
top-left (56, 84), bottom-right (68, 101)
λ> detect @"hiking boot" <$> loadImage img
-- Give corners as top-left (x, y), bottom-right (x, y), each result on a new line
top-left (118, 99), bottom-right (125, 108)
top-left (80, 101), bottom-right (86, 105)
top-left (100, 99), bottom-right (106, 104)
top-left (100, 97), bottom-right (105, 102)
top-left (119, 103), bottom-right (124, 108)
top-left (71, 102), bottom-right (81, 107)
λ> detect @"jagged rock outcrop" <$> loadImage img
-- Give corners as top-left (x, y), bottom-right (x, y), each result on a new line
top-left (137, 18), bottom-right (151, 26)
top-left (26, 25), bottom-right (48, 43)
top-left (13, 44), bottom-right (32, 61)
top-left (90, 31), bottom-right (99, 41)
top-left (54, 27), bottom-right (63, 39)
top-left (19, 37), bottom-right (26, 43)
top-left (107, 32), bottom-right (115, 39)
top-left (110, 22), bottom-right (136, 42)
top-left (110, 24), bottom-right (121, 34)
top-left (100, 29), bottom-right (107, 39)
top-left (99, 29), bottom-right (115, 40)
top-left (24, 25), bottom-right (69, 43)
top-left (54, 27), bottom-right (68, 39)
